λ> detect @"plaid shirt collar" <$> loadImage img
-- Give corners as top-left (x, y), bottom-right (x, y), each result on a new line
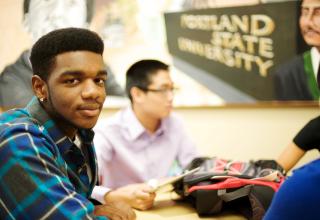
top-left (25, 97), bottom-right (95, 155)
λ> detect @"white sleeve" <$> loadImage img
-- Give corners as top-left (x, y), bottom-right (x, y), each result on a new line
top-left (92, 122), bottom-right (114, 203)
top-left (91, 185), bottom-right (111, 204)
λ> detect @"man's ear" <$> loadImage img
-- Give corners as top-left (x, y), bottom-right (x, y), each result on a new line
top-left (130, 87), bottom-right (145, 104)
top-left (32, 75), bottom-right (48, 101)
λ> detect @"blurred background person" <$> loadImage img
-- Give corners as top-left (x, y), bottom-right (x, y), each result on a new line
top-left (0, 0), bottom-right (124, 110)
top-left (92, 59), bottom-right (199, 210)
top-left (273, 114), bottom-right (320, 218)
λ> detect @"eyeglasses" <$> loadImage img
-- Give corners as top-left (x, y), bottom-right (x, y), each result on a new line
top-left (138, 86), bottom-right (178, 96)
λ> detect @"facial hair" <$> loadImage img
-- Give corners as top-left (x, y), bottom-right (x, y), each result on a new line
top-left (45, 86), bottom-right (80, 137)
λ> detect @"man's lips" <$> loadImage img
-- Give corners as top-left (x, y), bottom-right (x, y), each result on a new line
top-left (78, 105), bottom-right (101, 117)
top-left (303, 29), bottom-right (320, 36)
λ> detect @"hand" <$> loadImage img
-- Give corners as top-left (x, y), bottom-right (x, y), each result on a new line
top-left (94, 201), bottom-right (136, 220)
top-left (104, 183), bottom-right (156, 210)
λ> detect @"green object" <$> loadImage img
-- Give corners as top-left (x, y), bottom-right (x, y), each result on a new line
top-left (303, 51), bottom-right (320, 100)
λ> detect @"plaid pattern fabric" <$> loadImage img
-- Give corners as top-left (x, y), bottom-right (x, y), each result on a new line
top-left (64, 144), bottom-right (90, 187)
top-left (0, 98), bottom-right (107, 220)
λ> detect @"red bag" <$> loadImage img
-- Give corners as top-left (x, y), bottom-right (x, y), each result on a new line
top-left (174, 157), bottom-right (285, 220)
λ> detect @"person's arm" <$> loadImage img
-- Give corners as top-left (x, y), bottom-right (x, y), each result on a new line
top-left (0, 125), bottom-right (134, 220)
top-left (0, 127), bottom-right (101, 219)
top-left (93, 124), bottom-right (155, 211)
top-left (276, 142), bottom-right (306, 172)
top-left (94, 201), bottom-right (136, 220)
top-left (93, 182), bottom-right (155, 211)
top-left (277, 116), bottom-right (320, 172)
top-left (93, 183), bottom-right (156, 211)
top-left (103, 183), bottom-right (156, 211)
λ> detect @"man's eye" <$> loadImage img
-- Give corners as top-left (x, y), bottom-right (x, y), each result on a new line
top-left (65, 79), bottom-right (79, 84)
top-left (95, 78), bottom-right (106, 85)
top-left (301, 8), bottom-right (309, 16)
top-left (314, 9), bottom-right (320, 16)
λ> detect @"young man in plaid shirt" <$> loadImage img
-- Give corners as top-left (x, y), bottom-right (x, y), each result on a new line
top-left (0, 28), bottom-right (135, 220)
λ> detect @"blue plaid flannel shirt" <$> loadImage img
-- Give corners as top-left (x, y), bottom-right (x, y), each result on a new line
top-left (0, 98), bottom-right (107, 220)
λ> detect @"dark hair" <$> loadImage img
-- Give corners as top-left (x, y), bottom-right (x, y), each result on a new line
top-left (23, 0), bottom-right (94, 23)
top-left (30, 27), bottom-right (104, 81)
top-left (125, 59), bottom-right (169, 101)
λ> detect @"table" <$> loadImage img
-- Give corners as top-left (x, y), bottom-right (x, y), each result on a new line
top-left (135, 192), bottom-right (246, 220)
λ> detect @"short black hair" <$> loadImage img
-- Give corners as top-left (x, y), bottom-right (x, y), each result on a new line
top-left (23, 0), bottom-right (94, 23)
top-left (125, 59), bottom-right (169, 101)
top-left (30, 27), bottom-right (104, 81)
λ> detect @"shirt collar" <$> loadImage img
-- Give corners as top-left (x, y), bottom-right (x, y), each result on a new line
top-left (123, 106), bottom-right (167, 140)
top-left (311, 47), bottom-right (320, 77)
top-left (25, 97), bottom-right (94, 154)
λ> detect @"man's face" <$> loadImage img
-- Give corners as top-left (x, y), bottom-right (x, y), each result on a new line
top-left (300, 0), bottom-right (320, 47)
top-left (45, 51), bottom-right (107, 129)
top-left (138, 70), bottom-right (174, 119)
top-left (25, 0), bottom-right (87, 42)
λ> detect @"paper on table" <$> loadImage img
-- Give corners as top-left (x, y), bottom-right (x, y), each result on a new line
top-left (148, 167), bottom-right (200, 193)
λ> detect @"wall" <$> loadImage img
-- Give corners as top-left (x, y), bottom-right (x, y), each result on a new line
top-left (100, 105), bottom-right (319, 171)
top-left (0, 0), bottom-right (31, 73)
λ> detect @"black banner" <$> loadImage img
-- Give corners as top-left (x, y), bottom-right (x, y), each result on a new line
top-left (164, 1), bottom-right (303, 101)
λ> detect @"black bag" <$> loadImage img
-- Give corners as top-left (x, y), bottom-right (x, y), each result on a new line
top-left (174, 157), bottom-right (285, 220)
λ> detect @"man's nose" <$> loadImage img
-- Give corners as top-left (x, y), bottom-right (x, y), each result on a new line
top-left (81, 80), bottom-right (103, 100)
top-left (166, 90), bottom-right (174, 102)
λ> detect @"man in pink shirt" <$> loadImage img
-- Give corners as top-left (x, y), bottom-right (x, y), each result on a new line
top-left (92, 60), bottom-right (198, 210)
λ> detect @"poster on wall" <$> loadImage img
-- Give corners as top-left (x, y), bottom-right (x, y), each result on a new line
top-left (164, 1), bottom-right (304, 102)
top-left (0, 0), bottom-right (307, 109)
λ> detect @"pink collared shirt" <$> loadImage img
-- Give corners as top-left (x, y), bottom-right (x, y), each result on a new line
top-left (91, 107), bottom-right (198, 203)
